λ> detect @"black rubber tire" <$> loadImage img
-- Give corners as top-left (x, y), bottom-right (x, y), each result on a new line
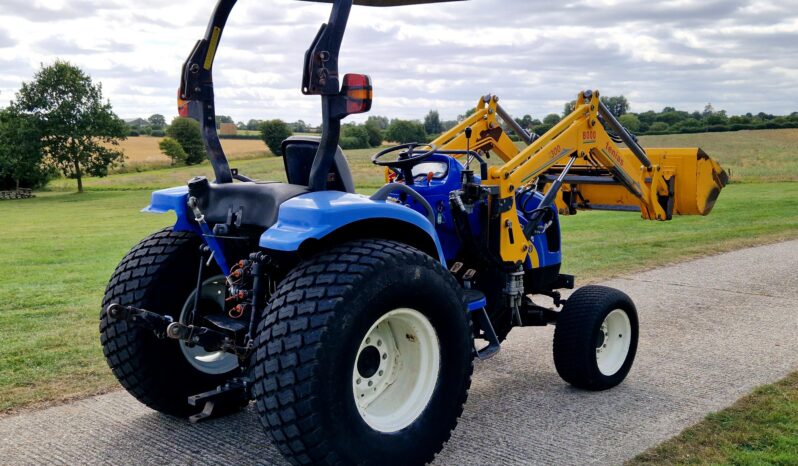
top-left (250, 240), bottom-right (473, 466)
top-left (553, 285), bottom-right (639, 391)
top-left (99, 228), bottom-right (244, 417)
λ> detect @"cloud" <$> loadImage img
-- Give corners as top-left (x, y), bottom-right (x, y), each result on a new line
top-left (0, 0), bottom-right (796, 122)
top-left (0, 29), bottom-right (13, 49)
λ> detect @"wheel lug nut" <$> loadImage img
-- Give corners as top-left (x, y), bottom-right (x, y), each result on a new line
top-left (356, 378), bottom-right (361, 385)
top-left (377, 340), bottom-right (382, 347)
top-left (378, 370), bottom-right (384, 376)
top-left (368, 381), bottom-right (373, 387)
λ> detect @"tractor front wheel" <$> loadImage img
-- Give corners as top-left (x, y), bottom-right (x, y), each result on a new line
top-left (250, 240), bottom-right (473, 466)
top-left (553, 285), bottom-right (639, 390)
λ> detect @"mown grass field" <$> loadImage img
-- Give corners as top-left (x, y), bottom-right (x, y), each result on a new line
top-left (1, 129), bottom-right (797, 417)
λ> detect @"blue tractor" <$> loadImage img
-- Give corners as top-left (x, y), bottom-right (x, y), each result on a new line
top-left (102, 1), bottom-right (644, 464)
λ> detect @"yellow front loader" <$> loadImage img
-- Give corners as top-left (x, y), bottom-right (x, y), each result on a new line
top-left (430, 90), bottom-right (729, 263)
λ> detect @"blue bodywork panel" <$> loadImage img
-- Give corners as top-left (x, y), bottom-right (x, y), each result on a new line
top-left (516, 191), bottom-right (562, 269)
top-left (259, 191), bottom-right (446, 264)
top-left (142, 186), bottom-right (199, 234)
top-left (142, 153), bottom-right (561, 272)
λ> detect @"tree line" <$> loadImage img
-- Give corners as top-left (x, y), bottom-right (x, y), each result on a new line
top-left (4, 62), bottom-right (797, 193)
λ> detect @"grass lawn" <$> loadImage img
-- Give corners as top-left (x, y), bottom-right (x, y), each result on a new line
top-left (1, 182), bottom-right (796, 413)
top-left (628, 372), bottom-right (798, 465)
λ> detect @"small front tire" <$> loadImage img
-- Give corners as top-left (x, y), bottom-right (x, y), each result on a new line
top-left (553, 285), bottom-right (639, 390)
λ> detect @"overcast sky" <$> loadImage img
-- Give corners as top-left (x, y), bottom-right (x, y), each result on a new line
top-left (0, 0), bottom-right (796, 124)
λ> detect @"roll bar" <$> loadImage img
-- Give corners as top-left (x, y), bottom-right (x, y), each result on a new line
top-left (180, 0), bottom-right (462, 187)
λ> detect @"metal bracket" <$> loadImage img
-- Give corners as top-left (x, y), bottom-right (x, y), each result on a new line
top-left (188, 378), bottom-right (249, 423)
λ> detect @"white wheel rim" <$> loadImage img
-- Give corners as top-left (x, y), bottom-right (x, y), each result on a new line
top-left (352, 308), bottom-right (440, 433)
top-left (178, 276), bottom-right (239, 375)
top-left (596, 309), bottom-right (632, 376)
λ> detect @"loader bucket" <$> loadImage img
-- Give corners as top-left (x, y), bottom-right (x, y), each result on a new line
top-left (558, 147), bottom-right (728, 217)
top-left (642, 148), bottom-right (729, 215)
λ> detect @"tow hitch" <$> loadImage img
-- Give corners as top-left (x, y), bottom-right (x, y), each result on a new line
top-left (105, 303), bottom-right (241, 354)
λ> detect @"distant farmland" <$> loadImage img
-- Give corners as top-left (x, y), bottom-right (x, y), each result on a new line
top-left (115, 136), bottom-right (269, 168)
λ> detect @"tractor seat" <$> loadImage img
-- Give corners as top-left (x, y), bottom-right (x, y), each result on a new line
top-left (187, 176), bottom-right (310, 229)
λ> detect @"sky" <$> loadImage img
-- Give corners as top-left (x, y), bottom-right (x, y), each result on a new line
top-left (0, 0), bottom-right (796, 125)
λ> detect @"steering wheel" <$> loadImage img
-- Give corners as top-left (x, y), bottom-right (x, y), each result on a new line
top-left (371, 143), bottom-right (437, 186)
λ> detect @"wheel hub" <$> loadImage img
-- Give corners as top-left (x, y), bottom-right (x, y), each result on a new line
top-left (178, 276), bottom-right (239, 375)
top-left (356, 346), bottom-right (382, 379)
top-left (595, 309), bottom-right (632, 376)
top-left (352, 308), bottom-right (440, 433)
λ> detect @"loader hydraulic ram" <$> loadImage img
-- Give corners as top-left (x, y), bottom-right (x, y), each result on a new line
top-left (430, 91), bottom-right (729, 263)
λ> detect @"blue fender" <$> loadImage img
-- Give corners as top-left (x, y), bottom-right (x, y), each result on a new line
top-left (141, 186), bottom-right (199, 234)
top-left (259, 191), bottom-right (446, 265)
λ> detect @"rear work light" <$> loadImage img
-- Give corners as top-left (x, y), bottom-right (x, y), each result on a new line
top-left (341, 73), bottom-right (373, 115)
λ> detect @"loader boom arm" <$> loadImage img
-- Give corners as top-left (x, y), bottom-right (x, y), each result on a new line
top-left (432, 90), bottom-right (728, 264)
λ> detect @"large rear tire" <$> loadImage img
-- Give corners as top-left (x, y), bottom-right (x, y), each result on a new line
top-left (553, 285), bottom-right (639, 390)
top-left (250, 240), bottom-right (473, 466)
top-left (99, 228), bottom-right (243, 417)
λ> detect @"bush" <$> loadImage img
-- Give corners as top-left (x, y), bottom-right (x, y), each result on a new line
top-left (150, 129), bottom-right (166, 137)
top-left (158, 137), bottom-right (187, 165)
top-left (647, 122), bottom-right (669, 133)
top-left (127, 130), bottom-right (140, 137)
top-left (364, 121), bottom-right (383, 147)
top-left (385, 119), bottom-right (426, 144)
top-left (341, 125), bottom-right (370, 149)
top-left (167, 117), bottom-right (205, 165)
top-left (259, 119), bottom-right (293, 156)
top-left (618, 114), bottom-right (640, 132)
top-left (339, 136), bottom-right (363, 150)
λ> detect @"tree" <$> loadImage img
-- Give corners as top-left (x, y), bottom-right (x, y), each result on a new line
top-left (14, 61), bottom-right (126, 192)
top-left (600, 95), bottom-right (629, 117)
top-left (618, 114), bottom-right (641, 132)
top-left (291, 120), bottom-right (309, 133)
top-left (0, 106), bottom-right (51, 190)
top-left (158, 137), bottom-right (187, 165)
top-left (423, 110), bottom-right (442, 135)
top-left (457, 107), bottom-right (476, 121)
top-left (260, 119), bottom-right (292, 156)
top-left (246, 119), bottom-right (262, 131)
top-left (167, 117), bottom-right (206, 165)
top-left (543, 113), bottom-right (561, 126)
top-left (385, 119), bottom-right (426, 144)
top-left (366, 115), bottom-right (389, 130)
top-left (148, 114), bottom-right (166, 129)
top-left (363, 119), bottom-right (383, 147)
top-left (563, 100), bottom-right (576, 117)
top-left (515, 114), bottom-right (534, 130)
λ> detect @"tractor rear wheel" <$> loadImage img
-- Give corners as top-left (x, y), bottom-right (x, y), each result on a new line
top-left (250, 240), bottom-right (473, 466)
top-left (553, 285), bottom-right (639, 390)
top-left (99, 228), bottom-right (244, 417)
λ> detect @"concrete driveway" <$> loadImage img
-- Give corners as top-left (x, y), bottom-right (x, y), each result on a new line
top-left (1, 240), bottom-right (797, 465)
